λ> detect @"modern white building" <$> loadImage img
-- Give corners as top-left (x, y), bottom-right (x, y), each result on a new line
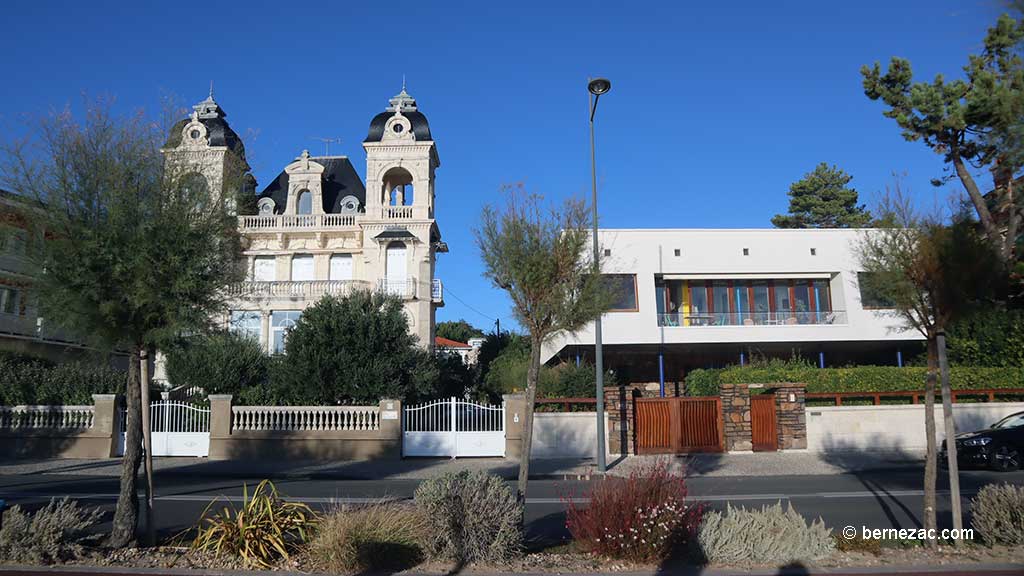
top-left (159, 88), bottom-right (445, 358)
top-left (543, 228), bottom-right (925, 388)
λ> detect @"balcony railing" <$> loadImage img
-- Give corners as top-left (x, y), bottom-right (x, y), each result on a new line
top-left (227, 280), bottom-right (370, 300)
top-left (431, 279), bottom-right (443, 303)
top-left (0, 312), bottom-right (85, 344)
top-left (238, 214), bottom-right (359, 231)
top-left (378, 277), bottom-right (417, 299)
top-left (656, 310), bottom-right (848, 327)
top-left (381, 206), bottom-right (414, 219)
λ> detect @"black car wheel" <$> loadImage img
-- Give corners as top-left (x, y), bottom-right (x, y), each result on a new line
top-left (989, 444), bottom-right (1021, 472)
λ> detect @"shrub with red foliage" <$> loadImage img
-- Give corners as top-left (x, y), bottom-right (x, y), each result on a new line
top-left (564, 460), bottom-right (703, 562)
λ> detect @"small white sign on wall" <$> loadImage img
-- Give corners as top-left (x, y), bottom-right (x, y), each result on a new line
top-left (382, 410), bottom-right (399, 420)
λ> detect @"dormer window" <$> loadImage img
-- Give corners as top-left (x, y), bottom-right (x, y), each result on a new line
top-left (296, 189), bottom-right (312, 215)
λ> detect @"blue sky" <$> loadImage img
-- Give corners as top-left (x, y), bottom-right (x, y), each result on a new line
top-left (0, 0), bottom-right (1009, 332)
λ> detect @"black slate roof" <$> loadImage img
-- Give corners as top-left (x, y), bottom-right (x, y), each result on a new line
top-left (164, 116), bottom-right (248, 162)
top-left (256, 156), bottom-right (366, 215)
top-left (364, 110), bottom-right (432, 143)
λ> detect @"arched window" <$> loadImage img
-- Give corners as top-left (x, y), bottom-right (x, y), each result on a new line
top-left (180, 172), bottom-right (209, 208)
top-left (296, 189), bottom-right (312, 215)
top-left (382, 167), bottom-right (414, 206)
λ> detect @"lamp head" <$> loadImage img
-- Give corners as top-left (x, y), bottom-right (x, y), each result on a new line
top-left (588, 78), bottom-right (612, 96)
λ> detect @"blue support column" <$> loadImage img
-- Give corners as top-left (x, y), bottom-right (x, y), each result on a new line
top-left (658, 350), bottom-right (665, 397)
top-left (575, 353), bottom-right (581, 367)
top-left (740, 352), bottom-right (746, 366)
top-left (897, 349), bottom-right (903, 368)
top-left (819, 351), bottom-right (825, 369)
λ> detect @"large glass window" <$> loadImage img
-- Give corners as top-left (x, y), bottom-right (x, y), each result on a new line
top-left (296, 190), bottom-right (312, 215)
top-left (793, 282), bottom-right (812, 323)
top-left (229, 310), bottom-right (261, 342)
top-left (603, 274), bottom-right (638, 312)
top-left (752, 281), bottom-right (770, 319)
top-left (252, 256), bottom-right (276, 282)
top-left (711, 281), bottom-right (731, 324)
top-left (0, 287), bottom-right (19, 315)
top-left (290, 255), bottom-right (314, 281)
top-left (857, 272), bottom-right (895, 309)
top-left (329, 254), bottom-right (353, 281)
top-left (774, 282), bottom-right (792, 321)
top-left (271, 310), bottom-right (302, 354)
top-left (689, 283), bottom-right (708, 315)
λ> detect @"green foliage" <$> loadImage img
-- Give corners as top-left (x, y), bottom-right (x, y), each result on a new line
top-left (684, 359), bottom-right (1024, 396)
top-left (0, 353), bottom-right (125, 405)
top-left (970, 482), bottom-right (1024, 546)
top-left (698, 502), bottom-right (835, 565)
top-left (435, 319), bottom-right (485, 344)
top-left (309, 504), bottom-right (427, 573)
top-left (771, 163), bottom-right (872, 228)
top-left (413, 470), bottom-right (522, 564)
top-left (482, 336), bottom-right (531, 394)
top-left (434, 352), bottom-right (476, 400)
top-left (540, 361), bottom-right (616, 398)
top-left (275, 291), bottom-right (438, 404)
top-left (947, 308), bottom-right (1024, 367)
top-left (164, 331), bottom-right (269, 398)
top-left (0, 497), bottom-right (103, 564)
top-left (861, 13), bottom-right (1024, 263)
top-left (192, 480), bottom-right (318, 569)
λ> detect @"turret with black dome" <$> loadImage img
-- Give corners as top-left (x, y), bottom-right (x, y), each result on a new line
top-left (364, 87), bottom-right (433, 143)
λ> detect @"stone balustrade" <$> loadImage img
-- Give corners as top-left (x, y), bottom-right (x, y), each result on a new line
top-left (232, 405), bottom-right (380, 432)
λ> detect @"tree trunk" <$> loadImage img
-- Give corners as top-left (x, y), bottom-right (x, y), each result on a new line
top-left (140, 347), bottom-right (156, 546)
top-left (516, 335), bottom-right (542, 510)
top-left (937, 331), bottom-right (964, 541)
top-left (1004, 178), bottom-right (1019, 264)
top-left (922, 338), bottom-right (939, 549)
top-left (108, 346), bottom-right (143, 548)
top-left (952, 156), bottom-right (1003, 257)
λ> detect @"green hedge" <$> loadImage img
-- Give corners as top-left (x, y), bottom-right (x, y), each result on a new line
top-left (0, 352), bottom-right (126, 406)
top-left (685, 360), bottom-right (1024, 397)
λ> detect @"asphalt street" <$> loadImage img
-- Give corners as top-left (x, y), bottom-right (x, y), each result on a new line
top-left (2, 464), bottom-right (1022, 547)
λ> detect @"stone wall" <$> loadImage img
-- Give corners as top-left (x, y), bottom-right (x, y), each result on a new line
top-left (720, 383), bottom-right (752, 451)
top-left (605, 383), bottom-right (659, 455)
top-left (774, 384), bottom-right (807, 450)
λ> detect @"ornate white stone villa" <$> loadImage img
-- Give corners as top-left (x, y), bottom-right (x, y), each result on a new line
top-left (160, 88), bottom-right (445, 358)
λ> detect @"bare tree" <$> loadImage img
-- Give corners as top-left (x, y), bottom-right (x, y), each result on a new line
top-left (475, 184), bottom-right (610, 508)
top-left (857, 186), bottom-right (1005, 546)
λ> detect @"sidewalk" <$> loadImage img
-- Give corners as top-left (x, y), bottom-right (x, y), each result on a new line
top-left (0, 450), bottom-right (924, 480)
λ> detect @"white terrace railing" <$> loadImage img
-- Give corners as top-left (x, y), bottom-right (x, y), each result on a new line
top-left (238, 214), bottom-right (359, 231)
top-left (231, 405), bottom-right (381, 432)
top-left (227, 280), bottom-right (371, 299)
top-left (0, 405), bottom-right (95, 430)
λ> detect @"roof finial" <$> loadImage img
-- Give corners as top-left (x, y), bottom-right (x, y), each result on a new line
top-left (402, 74), bottom-right (406, 92)
top-left (209, 80), bottom-right (214, 100)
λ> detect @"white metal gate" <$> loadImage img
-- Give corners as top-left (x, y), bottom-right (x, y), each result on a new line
top-left (119, 401), bottom-right (211, 457)
top-left (403, 397), bottom-right (505, 457)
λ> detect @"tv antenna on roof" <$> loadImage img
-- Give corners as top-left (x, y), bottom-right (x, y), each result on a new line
top-left (309, 137), bottom-right (342, 156)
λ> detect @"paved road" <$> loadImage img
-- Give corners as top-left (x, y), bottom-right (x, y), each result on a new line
top-left (2, 464), bottom-right (1022, 547)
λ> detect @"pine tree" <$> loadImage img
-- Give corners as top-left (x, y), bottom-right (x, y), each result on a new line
top-left (772, 163), bottom-right (872, 228)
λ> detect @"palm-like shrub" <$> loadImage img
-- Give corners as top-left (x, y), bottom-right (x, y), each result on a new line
top-left (192, 480), bottom-right (318, 568)
top-left (565, 460), bottom-right (702, 562)
top-left (413, 470), bottom-right (522, 564)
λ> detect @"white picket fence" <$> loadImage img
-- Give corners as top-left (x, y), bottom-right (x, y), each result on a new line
top-left (0, 405), bottom-right (95, 430)
top-left (231, 405), bottom-right (380, 431)
top-left (403, 397), bottom-right (505, 458)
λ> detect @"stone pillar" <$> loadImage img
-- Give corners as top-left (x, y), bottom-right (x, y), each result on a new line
top-left (774, 384), bottom-right (807, 450)
top-left (92, 394), bottom-right (119, 457)
top-left (721, 383), bottom-right (752, 452)
top-left (604, 384), bottom-right (649, 455)
top-left (208, 394), bottom-right (233, 460)
top-left (260, 311), bottom-right (271, 352)
top-left (503, 393), bottom-right (525, 459)
top-left (378, 399), bottom-right (402, 459)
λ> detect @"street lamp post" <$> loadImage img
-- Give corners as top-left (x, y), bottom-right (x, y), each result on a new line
top-left (588, 77), bottom-right (611, 473)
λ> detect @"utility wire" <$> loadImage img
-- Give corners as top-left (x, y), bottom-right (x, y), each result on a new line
top-left (444, 285), bottom-right (500, 324)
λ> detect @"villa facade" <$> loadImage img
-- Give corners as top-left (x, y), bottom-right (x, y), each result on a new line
top-left (543, 228), bottom-right (925, 388)
top-left (159, 89), bottom-right (445, 363)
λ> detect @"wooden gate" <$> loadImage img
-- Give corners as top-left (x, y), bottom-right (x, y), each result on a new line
top-left (750, 395), bottom-right (778, 452)
top-left (635, 397), bottom-right (724, 454)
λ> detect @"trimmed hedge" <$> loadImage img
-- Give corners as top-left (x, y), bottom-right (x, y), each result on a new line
top-left (685, 360), bottom-right (1024, 396)
top-left (0, 352), bottom-right (125, 406)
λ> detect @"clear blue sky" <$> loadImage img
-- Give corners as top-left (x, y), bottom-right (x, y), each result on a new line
top-left (0, 0), bottom-right (1008, 332)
